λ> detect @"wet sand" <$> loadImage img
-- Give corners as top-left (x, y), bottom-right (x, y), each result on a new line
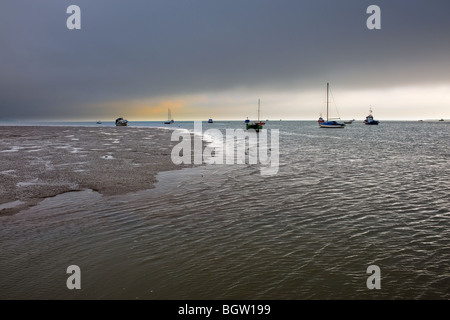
top-left (0, 126), bottom-right (195, 215)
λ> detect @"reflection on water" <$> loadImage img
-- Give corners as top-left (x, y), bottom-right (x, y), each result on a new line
top-left (0, 121), bottom-right (449, 299)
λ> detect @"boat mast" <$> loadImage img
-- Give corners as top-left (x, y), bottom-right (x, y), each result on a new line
top-left (258, 98), bottom-right (260, 122)
top-left (326, 82), bottom-right (329, 121)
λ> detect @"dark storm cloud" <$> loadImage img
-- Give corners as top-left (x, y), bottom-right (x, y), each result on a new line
top-left (1, 0), bottom-right (449, 119)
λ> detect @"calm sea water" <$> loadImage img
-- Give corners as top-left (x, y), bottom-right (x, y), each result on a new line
top-left (0, 121), bottom-right (449, 299)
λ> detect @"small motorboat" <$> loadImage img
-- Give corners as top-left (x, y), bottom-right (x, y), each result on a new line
top-left (115, 117), bottom-right (128, 126)
top-left (363, 107), bottom-right (379, 125)
top-left (208, 118), bottom-right (213, 123)
top-left (318, 114), bottom-right (325, 125)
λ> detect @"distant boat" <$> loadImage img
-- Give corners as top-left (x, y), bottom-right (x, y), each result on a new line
top-left (96, 120), bottom-right (102, 124)
top-left (318, 113), bottom-right (325, 125)
top-left (164, 108), bottom-right (174, 124)
top-left (115, 117), bottom-right (128, 126)
top-left (208, 118), bottom-right (213, 123)
top-left (363, 107), bottom-right (379, 125)
top-left (319, 83), bottom-right (345, 128)
top-left (246, 99), bottom-right (265, 132)
top-left (344, 119), bottom-right (355, 124)
top-left (439, 118), bottom-right (444, 122)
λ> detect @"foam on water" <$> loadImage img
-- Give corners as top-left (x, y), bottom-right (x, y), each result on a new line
top-left (1, 146), bottom-right (22, 152)
top-left (0, 170), bottom-right (16, 176)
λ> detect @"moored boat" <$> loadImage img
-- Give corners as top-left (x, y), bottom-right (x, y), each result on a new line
top-left (321, 120), bottom-right (346, 128)
top-left (115, 117), bottom-right (128, 126)
top-left (164, 108), bottom-right (174, 124)
top-left (363, 107), bottom-right (379, 125)
top-left (319, 83), bottom-right (345, 128)
top-left (246, 99), bottom-right (265, 132)
top-left (318, 114), bottom-right (325, 125)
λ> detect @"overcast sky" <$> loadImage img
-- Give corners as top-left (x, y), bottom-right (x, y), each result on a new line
top-left (1, 0), bottom-right (449, 121)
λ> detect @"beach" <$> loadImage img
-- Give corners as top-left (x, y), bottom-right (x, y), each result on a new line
top-left (0, 126), bottom-right (193, 215)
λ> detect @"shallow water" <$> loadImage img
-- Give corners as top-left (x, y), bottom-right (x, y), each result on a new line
top-left (0, 121), bottom-right (449, 299)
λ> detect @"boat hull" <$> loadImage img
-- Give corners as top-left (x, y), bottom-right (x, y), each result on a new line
top-left (364, 111), bottom-right (378, 125)
top-left (246, 123), bottom-right (263, 132)
top-left (115, 117), bottom-right (128, 126)
top-left (320, 121), bottom-right (345, 128)
top-left (320, 125), bottom-right (345, 128)
top-left (115, 120), bottom-right (128, 126)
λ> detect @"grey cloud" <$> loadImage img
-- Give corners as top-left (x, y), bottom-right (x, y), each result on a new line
top-left (1, 0), bottom-right (449, 119)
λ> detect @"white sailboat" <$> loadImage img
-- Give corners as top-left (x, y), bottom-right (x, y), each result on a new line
top-left (319, 83), bottom-right (345, 128)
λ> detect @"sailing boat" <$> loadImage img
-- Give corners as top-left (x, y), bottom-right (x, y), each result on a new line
top-left (319, 83), bottom-right (345, 128)
top-left (164, 108), bottom-right (174, 124)
top-left (246, 99), bottom-right (265, 132)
